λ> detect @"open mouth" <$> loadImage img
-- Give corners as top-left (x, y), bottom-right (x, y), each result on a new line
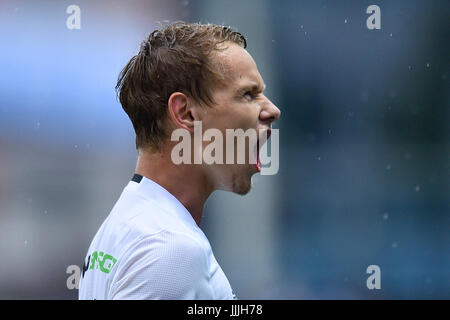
top-left (256, 140), bottom-right (261, 171)
top-left (255, 128), bottom-right (271, 172)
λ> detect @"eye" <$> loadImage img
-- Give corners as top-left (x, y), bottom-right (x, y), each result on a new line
top-left (243, 91), bottom-right (255, 100)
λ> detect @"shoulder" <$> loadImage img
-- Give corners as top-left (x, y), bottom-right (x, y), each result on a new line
top-left (125, 229), bottom-right (208, 267)
top-left (109, 229), bottom-right (212, 299)
top-left (105, 192), bottom-right (194, 250)
top-left (113, 189), bottom-right (193, 239)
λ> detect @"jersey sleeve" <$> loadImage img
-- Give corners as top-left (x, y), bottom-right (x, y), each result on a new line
top-left (109, 229), bottom-right (213, 300)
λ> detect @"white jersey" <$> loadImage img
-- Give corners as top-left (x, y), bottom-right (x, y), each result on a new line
top-left (79, 174), bottom-right (236, 300)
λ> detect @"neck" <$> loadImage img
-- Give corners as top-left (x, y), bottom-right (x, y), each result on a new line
top-left (135, 146), bottom-right (214, 226)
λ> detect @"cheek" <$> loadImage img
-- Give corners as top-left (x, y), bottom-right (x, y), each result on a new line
top-left (234, 105), bottom-right (259, 128)
top-left (201, 111), bottom-right (227, 131)
top-left (203, 101), bottom-right (259, 130)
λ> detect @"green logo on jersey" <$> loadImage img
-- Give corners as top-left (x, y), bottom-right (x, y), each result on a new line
top-left (89, 251), bottom-right (117, 274)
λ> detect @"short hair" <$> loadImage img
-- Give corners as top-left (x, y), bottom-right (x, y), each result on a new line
top-left (116, 21), bottom-right (247, 151)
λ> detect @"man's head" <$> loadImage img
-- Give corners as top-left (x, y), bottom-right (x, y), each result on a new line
top-left (116, 22), bottom-right (246, 150)
top-left (117, 22), bottom-right (280, 195)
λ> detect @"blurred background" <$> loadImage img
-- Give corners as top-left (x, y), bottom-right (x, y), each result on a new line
top-left (0, 0), bottom-right (448, 299)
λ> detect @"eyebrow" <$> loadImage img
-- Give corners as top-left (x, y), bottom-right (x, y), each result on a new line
top-left (238, 82), bottom-right (266, 93)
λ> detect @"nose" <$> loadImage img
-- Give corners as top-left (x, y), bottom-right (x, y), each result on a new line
top-left (259, 96), bottom-right (281, 125)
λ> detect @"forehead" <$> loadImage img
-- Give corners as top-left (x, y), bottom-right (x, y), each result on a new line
top-left (214, 43), bottom-right (265, 90)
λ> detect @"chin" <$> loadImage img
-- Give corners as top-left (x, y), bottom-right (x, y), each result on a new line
top-left (234, 185), bottom-right (251, 195)
top-left (231, 173), bottom-right (253, 195)
top-left (215, 166), bottom-right (255, 195)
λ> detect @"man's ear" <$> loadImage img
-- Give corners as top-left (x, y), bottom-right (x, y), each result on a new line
top-left (168, 92), bottom-right (200, 132)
